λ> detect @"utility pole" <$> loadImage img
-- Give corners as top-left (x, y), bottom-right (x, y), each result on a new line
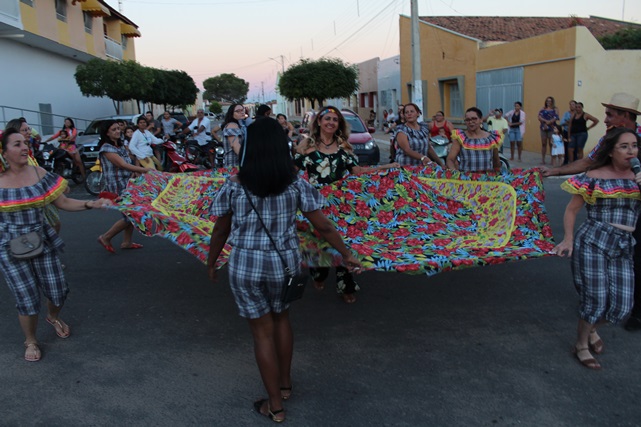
top-left (118, 0), bottom-right (123, 12)
top-left (410, 0), bottom-right (425, 119)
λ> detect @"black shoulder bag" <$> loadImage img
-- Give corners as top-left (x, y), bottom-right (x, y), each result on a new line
top-left (242, 186), bottom-right (308, 304)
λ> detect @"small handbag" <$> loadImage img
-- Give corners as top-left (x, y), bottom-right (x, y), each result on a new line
top-left (242, 186), bottom-right (309, 304)
top-left (9, 231), bottom-right (44, 259)
top-left (9, 167), bottom-right (45, 260)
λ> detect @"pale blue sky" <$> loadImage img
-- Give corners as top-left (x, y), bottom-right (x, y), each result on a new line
top-left (104, 0), bottom-right (641, 101)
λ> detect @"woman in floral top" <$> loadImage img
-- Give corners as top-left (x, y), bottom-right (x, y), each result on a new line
top-left (538, 96), bottom-right (560, 165)
top-left (295, 106), bottom-right (396, 303)
top-left (447, 107), bottom-right (502, 172)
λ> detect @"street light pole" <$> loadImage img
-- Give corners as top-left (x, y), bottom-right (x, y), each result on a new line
top-left (410, 0), bottom-right (425, 119)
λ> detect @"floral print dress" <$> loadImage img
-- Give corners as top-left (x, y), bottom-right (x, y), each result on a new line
top-left (293, 148), bottom-right (358, 185)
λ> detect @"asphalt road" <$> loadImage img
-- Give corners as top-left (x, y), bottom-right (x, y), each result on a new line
top-left (1, 170), bottom-right (641, 426)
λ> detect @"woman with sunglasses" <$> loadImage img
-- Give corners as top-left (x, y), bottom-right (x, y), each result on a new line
top-left (221, 104), bottom-right (248, 168)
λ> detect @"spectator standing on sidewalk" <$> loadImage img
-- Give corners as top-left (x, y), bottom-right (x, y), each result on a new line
top-left (505, 102), bottom-right (526, 162)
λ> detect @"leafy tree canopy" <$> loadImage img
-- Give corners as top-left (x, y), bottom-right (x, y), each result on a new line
top-left (75, 60), bottom-right (198, 113)
top-left (278, 58), bottom-right (358, 108)
top-left (203, 73), bottom-right (249, 104)
top-left (599, 26), bottom-right (641, 49)
top-left (208, 101), bottom-right (222, 114)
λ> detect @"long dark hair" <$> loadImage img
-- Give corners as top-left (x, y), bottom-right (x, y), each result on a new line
top-left (590, 127), bottom-right (641, 170)
top-left (238, 117), bottom-right (296, 197)
top-left (223, 104), bottom-right (242, 129)
top-left (97, 119), bottom-right (121, 149)
top-left (64, 117), bottom-right (76, 130)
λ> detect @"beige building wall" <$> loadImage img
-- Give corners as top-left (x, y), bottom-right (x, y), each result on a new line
top-left (573, 26), bottom-right (641, 152)
top-left (400, 16), bottom-right (480, 120)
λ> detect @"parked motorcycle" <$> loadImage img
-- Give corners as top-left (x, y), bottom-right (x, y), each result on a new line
top-left (161, 135), bottom-right (200, 172)
top-left (84, 159), bottom-right (104, 196)
top-left (37, 143), bottom-right (85, 183)
top-left (184, 132), bottom-right (224, 169)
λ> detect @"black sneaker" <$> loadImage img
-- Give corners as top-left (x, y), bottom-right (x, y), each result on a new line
top-left (624, 316), bottom-right (641, 331)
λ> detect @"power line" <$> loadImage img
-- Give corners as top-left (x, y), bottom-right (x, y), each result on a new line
top-left (320, 0), bottom-right (398, 57)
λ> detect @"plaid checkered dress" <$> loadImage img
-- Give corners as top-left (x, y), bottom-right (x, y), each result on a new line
top-left (451, 129), bottom-right (502, 172)
top-left (0, 171), bottom-right (68, 315)
top-left (210, 177), bottom-right (324, 318)
top-left (100, 143), bottom-right (133, 195)
top-left (394, 123), bottom-right (431, 166)
top-left (562, 174), bottom-right (641, 324)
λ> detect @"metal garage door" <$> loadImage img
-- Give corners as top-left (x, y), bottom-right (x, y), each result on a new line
top-left (476, 67), bottom-right (523, 115)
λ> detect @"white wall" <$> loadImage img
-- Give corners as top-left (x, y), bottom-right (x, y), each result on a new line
top-left (378, 55), bottom-right (401, 124)
top-left (0, 38), bottom-right (117, 133)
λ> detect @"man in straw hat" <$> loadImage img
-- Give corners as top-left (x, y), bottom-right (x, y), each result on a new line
top-left (543, 92), bottom-right (641, 332)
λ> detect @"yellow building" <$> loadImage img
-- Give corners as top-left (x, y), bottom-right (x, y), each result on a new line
top-left (399, 15), bottom-right (641, 153)
top-left (0, 0), bottom-right (141, 132)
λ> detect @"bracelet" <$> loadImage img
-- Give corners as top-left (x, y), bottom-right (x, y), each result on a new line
top-left (420, 156), bottom-right (427, 162)
top-left (84, 201), bottom-right (93, 210)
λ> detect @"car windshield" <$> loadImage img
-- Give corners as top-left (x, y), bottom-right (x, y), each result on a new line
top-left (83, 120), bottom-right (106, 135)
top-left (344, 115), bottom-right (366, 133)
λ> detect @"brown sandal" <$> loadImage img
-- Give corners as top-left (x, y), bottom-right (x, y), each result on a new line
top-left (589, 331), bottom-right (604, 355)
top-left (573, 346), bottom-right (601, 370)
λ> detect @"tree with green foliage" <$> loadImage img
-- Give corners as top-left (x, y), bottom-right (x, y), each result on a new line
top-left (76, 60), bottom-right (197, 113)
top-left (278, 58), bottom-right (358, 108)
top-left (203, 73), bottom-right (249, 104)
top-left (599, 26), bottom-right (641, 49)
top-left (208, 101), bottom-right (222, 114)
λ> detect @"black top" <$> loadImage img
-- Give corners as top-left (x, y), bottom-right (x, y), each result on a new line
top-left (570, 113), bottom-right (588, 134)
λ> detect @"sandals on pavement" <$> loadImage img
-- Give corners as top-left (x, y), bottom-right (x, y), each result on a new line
top-left (121, 243), bottom-right (143, 250)
top-left (24, 342), bottom-right (41, 362)
top-left (253, 399), bottom-right (285, 423)
top-left (97, 236), bottom-right (115, 254)
top-left (573, 346), bottom-right (601, 370)
top-left (46, 317), bottom-right (70, 339)
top-left (280, 386), bottom-right (292, 401)
top-left (588, 330), bottom-right (604, 354)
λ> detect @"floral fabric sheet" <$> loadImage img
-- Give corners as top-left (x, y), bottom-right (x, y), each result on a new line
top-left (117, 166), bottom-right (554, 275)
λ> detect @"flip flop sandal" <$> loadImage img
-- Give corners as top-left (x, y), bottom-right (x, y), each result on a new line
top-left (24, 342), bottom-right (41, 362)
top-left (280, 386), bottom-right (292, 401)
top-left (97, 236), bottom-right (115, 254)
top-left (253, 399), bottom-right (285, 423)
top-left (47, 317), bottom-right (70, 339)
top-left (121, 243), bottom-right (144, 250)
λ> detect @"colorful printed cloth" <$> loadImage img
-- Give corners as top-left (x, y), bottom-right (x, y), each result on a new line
top-left (117, 166), bottom-right (554, 275)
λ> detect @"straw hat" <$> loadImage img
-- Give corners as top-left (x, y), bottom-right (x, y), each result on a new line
top-left (601, 93), bottom-right (641, 115)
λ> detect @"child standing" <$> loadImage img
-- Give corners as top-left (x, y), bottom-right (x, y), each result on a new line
top-left (551, 125), bottom-right (565, 167)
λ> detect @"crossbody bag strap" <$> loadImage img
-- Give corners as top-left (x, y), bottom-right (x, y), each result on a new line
top-left (32, 165), bottom-right (46, 231)
top-left (241, 185), bottom-right (292, 276)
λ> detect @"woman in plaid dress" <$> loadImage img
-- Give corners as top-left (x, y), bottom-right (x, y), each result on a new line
top-left (447, 107), bottom-right (502, 172)
top-left (208, 118), bottom-right (362, 422)
top-left (394, 103), bottom-right (444, 167)
top-left (553, 128), bottom-right (641, 370)
top-left (0, 128), bottom-right (113, 362)
top-left (97, 120), bottom-right (153, 253)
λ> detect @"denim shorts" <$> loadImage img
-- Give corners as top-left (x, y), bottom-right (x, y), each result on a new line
top-left (508, 127), bottom-right (521, 142)
top-left (569, 132), bottom-right (588, 150)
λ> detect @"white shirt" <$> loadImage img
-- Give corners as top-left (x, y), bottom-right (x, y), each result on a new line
top-left (129, 129), bottom-right (162, 159)
top-left (188, 116), bottom-right (211, 146)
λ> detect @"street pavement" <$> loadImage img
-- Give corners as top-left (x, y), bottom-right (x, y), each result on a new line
top-left (1, 149), bottom-right (641, 426)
